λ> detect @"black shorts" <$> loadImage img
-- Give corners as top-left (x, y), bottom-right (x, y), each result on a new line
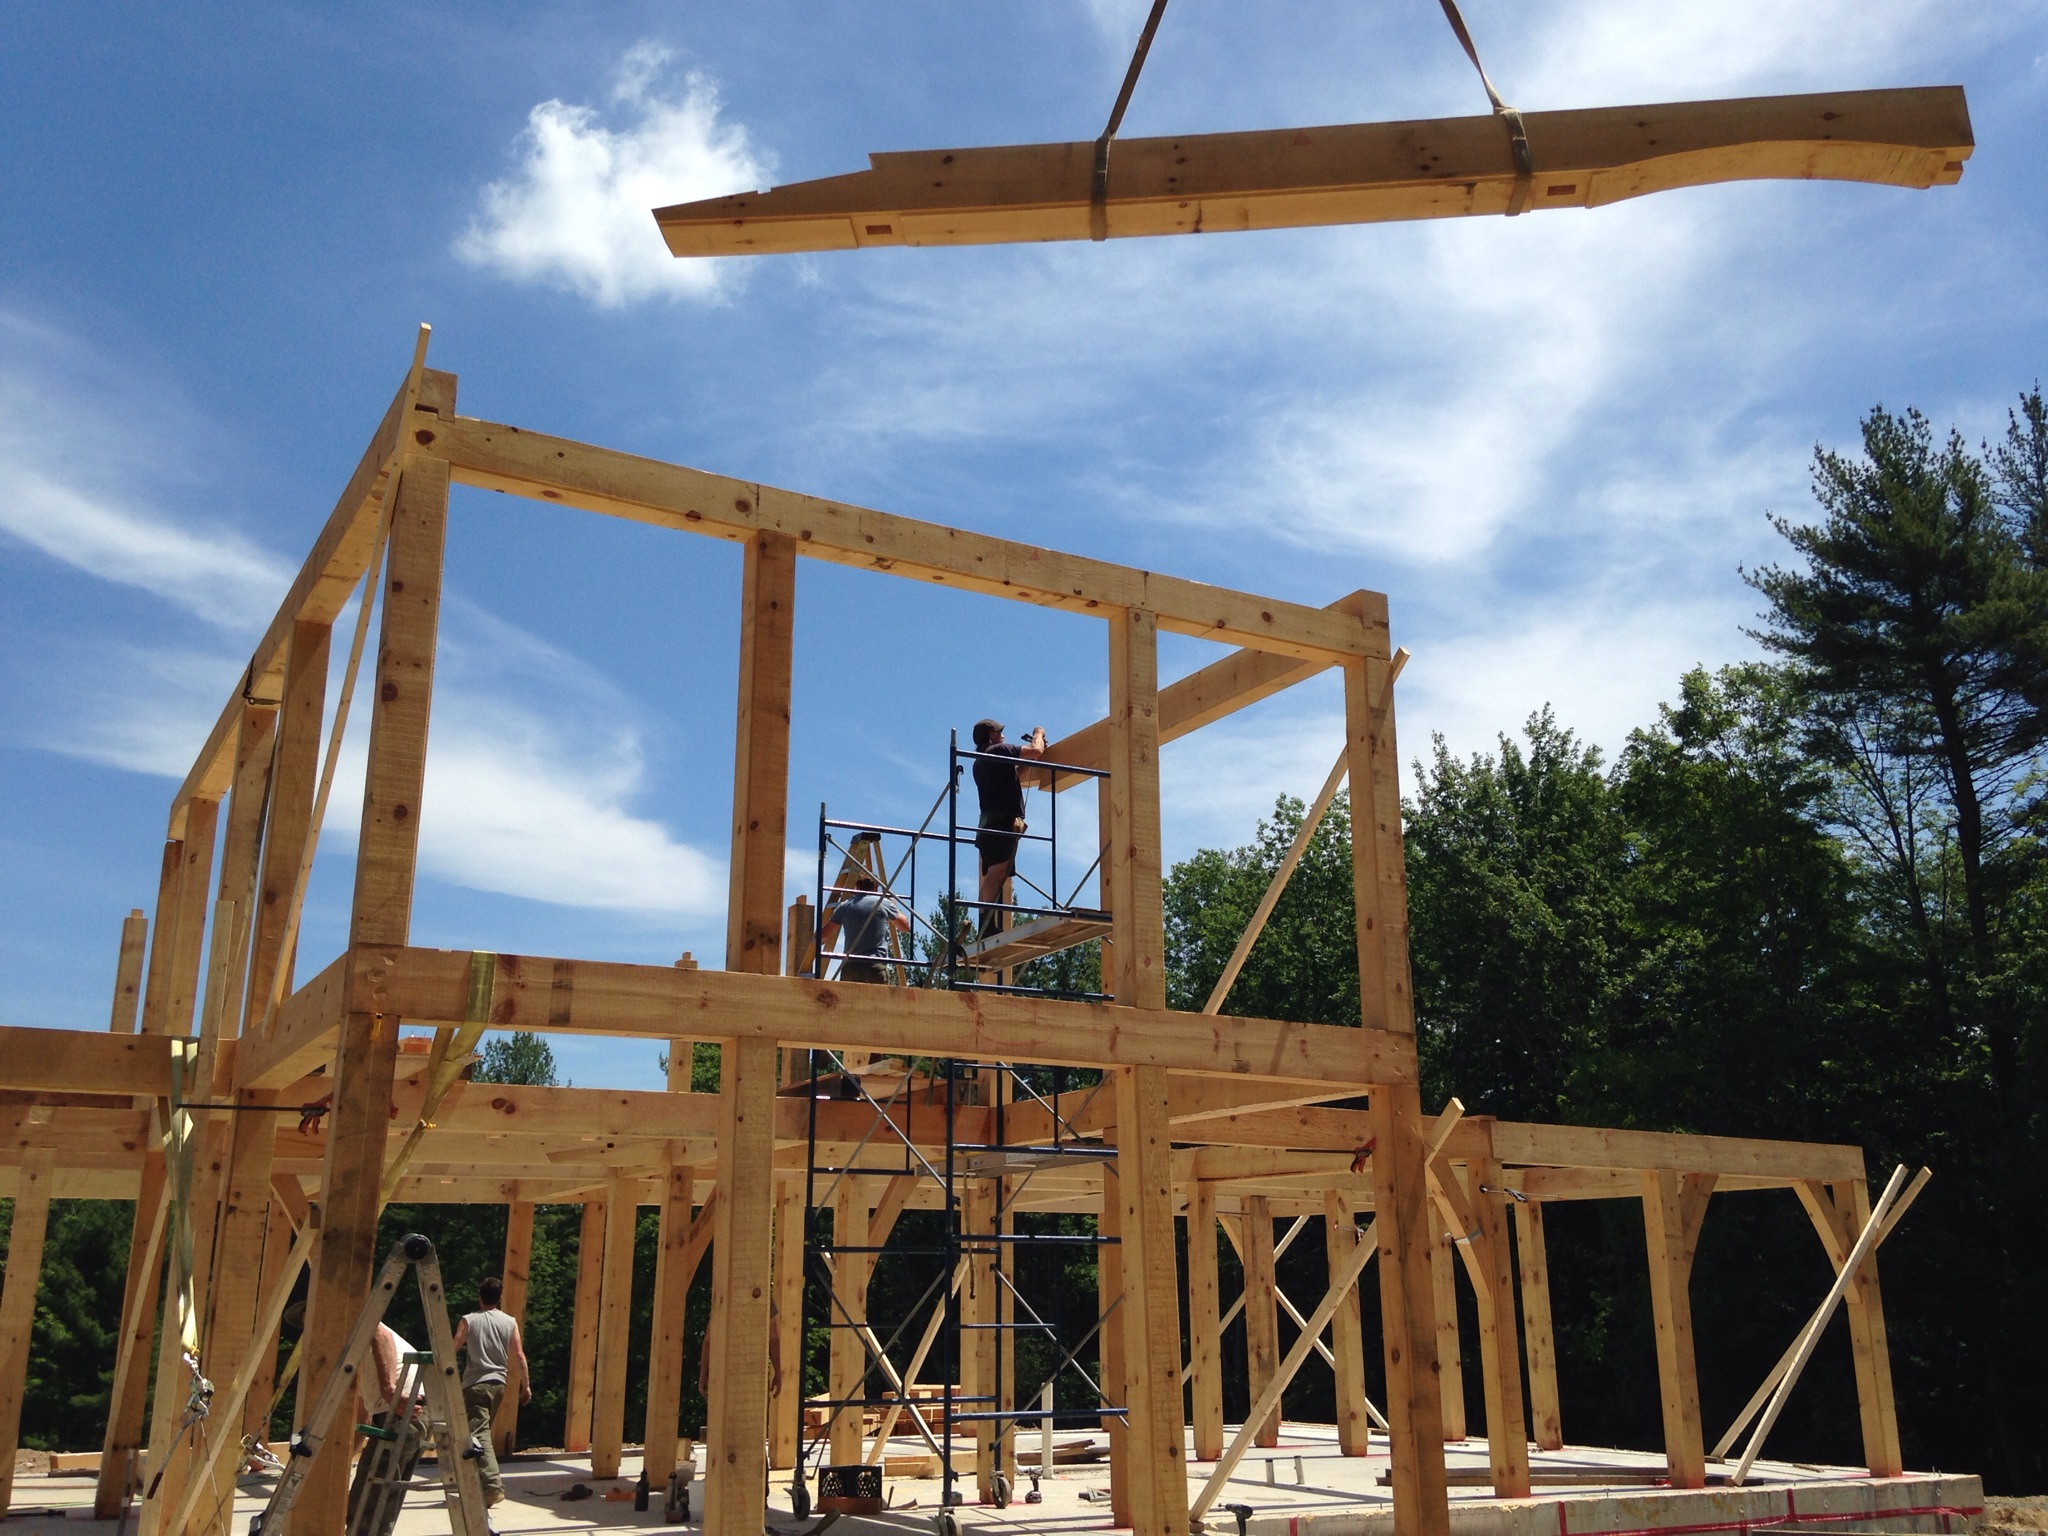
top-left (976, 827), bottom-right (1020, 872)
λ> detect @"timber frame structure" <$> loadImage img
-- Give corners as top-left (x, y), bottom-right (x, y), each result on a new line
top-left (0, 345), bottom-right (1921, 1536)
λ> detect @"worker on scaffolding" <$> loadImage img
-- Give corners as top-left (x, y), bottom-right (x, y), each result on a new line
top-left (821, 873), bottom-right (911, 982)
top-left (971, 718), bottom-right (1047, 939)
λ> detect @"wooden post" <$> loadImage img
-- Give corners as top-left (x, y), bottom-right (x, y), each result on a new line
top-left (492, 1201), bottom-right (536, 1456)
top-left (702, 1037), bottom-right (779, 1536)
top-left (1514, 1201), bottom-right (1563, 1451)
top-left (1325, 1190), bottom-right (1371, 1455)
top-left (110, 910), bottom-right (149, 1032)
top-left (162, 800), bottom-right (221, 1040)
top-left (196, 1085), bottom-right (281, 1519)
top-left (1465, 1158), bottom-right (1530, 1496)
top-left (246, 621), bottom-right (332, 1027)
top-left (174, 706), bottom-right (282, 1523)
top-left (1186, 1182), bottom-right (1224, 1461)
top-left (0, 1152), bottom-right (54, 1512)
top-left (828, 1176), bottom-right (870, 1467)
top-left (643, 1163), bottom-right (695, 1482)
top-left (1430, 1223), bottom-right (1467, 1440)
top-left (1243, 1197), bottom-right (1282, 1448)
top-left (565, 1196), bottom-right (607, 1455)
top-left (1104, 605), bottom-right (1187, 1536)
top-left (592, 1173), bottom-right (640, 1480)
top-left (244, 1199), bottom-right (296, 1442)
top-left (298, 451), bottom-right (452, 1526)
top-left (1641, 1169), bottom-right (1714, 1489)
top-left (96, 1151), bottom-right (168, 1517)
top-left (769, 1178), bottom-right (805, 1470)
top-left (704, 528), bottom-right (794, 1536)
top-left (1343, 646), bottom-right (1449, 1536)
top-left (1096, 1171), bottom-right (1130, 1527)
top-left (1797, 1179), bottom-right (1903, 1477)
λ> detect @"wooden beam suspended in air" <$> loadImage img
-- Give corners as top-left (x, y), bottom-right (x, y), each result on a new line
top-left (654, 87), bottom-right (1970, 258)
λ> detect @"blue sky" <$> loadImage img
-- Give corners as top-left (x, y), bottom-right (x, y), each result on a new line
top-left (2, 3), bottom-right (2043, 1088)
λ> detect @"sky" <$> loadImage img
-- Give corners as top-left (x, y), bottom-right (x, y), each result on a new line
top-left (1, 3), bottom-right (2043, 1087)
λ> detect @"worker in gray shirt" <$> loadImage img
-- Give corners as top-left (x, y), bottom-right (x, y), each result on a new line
top-left (822, 873), bottom-right (910, 983)
top-left (452, 1276), bottom-right (531, 1507)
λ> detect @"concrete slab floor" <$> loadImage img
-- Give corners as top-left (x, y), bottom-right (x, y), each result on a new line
top-left (0, 1427), bottom-right (1983, 1536)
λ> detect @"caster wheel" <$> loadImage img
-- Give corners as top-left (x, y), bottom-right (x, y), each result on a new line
top-left (790, 1481), bottom-right (811, 1521)
top-left (935, 1513), bottom-right (961, 1536)
top-left (992, 1474), bottom-right (1011, 1509)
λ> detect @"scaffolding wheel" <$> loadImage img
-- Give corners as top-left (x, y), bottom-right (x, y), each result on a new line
top-left (992, 1473), bottom-right (1011, 1509)
top-left (790, 1479), bottom-right (811, 1521)
top-left (934, 1513), bottom-right (961, 1536)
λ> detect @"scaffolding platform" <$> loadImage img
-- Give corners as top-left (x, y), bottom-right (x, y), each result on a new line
top-left (959, 909), bottom-right (1112, 972)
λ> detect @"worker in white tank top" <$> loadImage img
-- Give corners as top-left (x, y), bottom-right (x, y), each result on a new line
top-left (453, 1276), bottom-right (531, 1508)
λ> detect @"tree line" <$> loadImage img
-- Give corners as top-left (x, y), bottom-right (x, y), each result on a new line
top-left (2, 389), bottom-right (2041, 1492)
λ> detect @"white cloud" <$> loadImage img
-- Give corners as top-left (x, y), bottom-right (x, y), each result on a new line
top-left (0, 313), bottom-right (292, 626)
top-left (455, 41), bottom-right (770, 308)
top-left (303, 599), bottom-right (728, 917)
top-left (0, 466), bottom-right (292, 624)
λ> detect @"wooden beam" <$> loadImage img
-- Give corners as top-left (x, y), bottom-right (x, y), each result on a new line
top-left (96, 1150), bottom-right (167, 1517)
top-left (1464, 1157), bottom-right (1530, 1495)
top-left (1796, 1179), bottom-right (1903, 1477)
top-left (1343, 651), bottom-right (1449, 1536)
top-left (299, 450), bottom-right (450, 1528)
top-left (1514, 1201), bottom-right (1563, 1451)
top-left (1242, 1197), bottom-right (1282, 1448)
top-left (702, 1038), bottom-right (778, 1536)
top-left (1493, 1122), bottom-right (1863, 1183)
top-left (1325, 1189), bottom-right (1371, 1455)
top-left (196, 1088), bottom-right (280, 1521)
top-left (166, 368), bottom-right (455, 838)
top-left (654, 88), bottom-right (1971, 256)
top-left (0, 1027), bottom-right (174, 1098)
top-left (564, 1197), bottom-right (606, 1455)
top-left (1113, 1067), bottom-right (1189, 1536)
top-left (244, 1199), bottom-right (296, 1442)
top-left (436, 416), bottom-right (1375, 663)
top-left (354, 945), bottom-right (1416, 1087)
top-left (109, 910), bottom-right (149, 1032)
top-left (705, 528), bottom-right (795, 1536)
top-left (161, 799), bottom-right (221, 1042)
top-left (1642, 1169), bottom-right (1715, 1489)
top-left (591, 1172), bottom-right (640, 1480)
top-left (1038, 591), bottom-right (1380, 788)
top-left (1430, 1221), bottom-right (1466, 1441)
top-left (768, 1178), bottom-right (805, 1470)
top-left (0, 1152), bottom-right (53, 1513)
top-left (1185, 1182), bottom-right (1224, 1462)
top-left (246, 621), bottom-right (332, 1032)
top-left (491, 1201), bottom-right (536, 1457)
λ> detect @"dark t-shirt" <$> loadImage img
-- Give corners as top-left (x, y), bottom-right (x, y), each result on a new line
top-left (973, 742), bottom-right (1026, 828)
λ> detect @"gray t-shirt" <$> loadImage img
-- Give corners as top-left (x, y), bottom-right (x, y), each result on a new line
top-left (460, 1308), bottom-right (517, 1390)
top-left (827, 892), bottom-right (902, 958)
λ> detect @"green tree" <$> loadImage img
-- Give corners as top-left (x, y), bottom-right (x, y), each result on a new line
top-left (474, 1032), bottom-right (560, 1086)
top-left (1747, 404), bottom-right (2048, 1098)
top-left (1405, 710), bottom-right (1633, 1123)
